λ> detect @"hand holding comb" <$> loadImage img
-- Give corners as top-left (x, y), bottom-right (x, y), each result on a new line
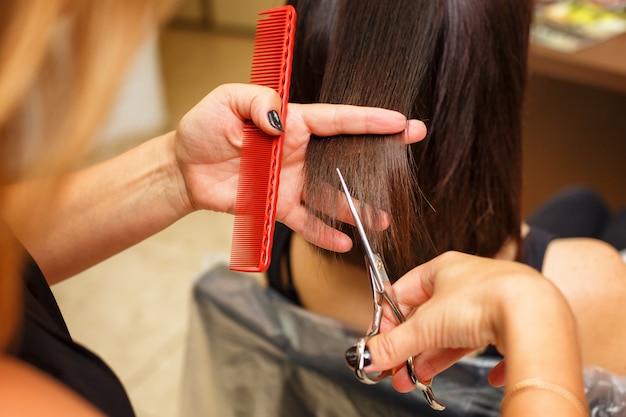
top-left (230, 6), bottom-right (296, 272)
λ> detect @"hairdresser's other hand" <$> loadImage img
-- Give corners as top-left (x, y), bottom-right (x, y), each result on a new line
top-left (363, 251), bottom-right (576, 392)
top-left (174, 83), bottom-right (426, 250)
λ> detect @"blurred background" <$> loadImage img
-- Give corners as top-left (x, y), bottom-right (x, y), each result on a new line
top-left (51, 1), bottom-right (626, 416)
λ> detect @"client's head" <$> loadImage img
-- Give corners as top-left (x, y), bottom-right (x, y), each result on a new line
top-left (288, 0), bottom-right (532, 279)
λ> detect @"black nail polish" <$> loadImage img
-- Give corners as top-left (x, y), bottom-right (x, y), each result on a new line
top-left (268, 110), bottom-right (284, 131)
top-left (345, 345), bottom-right (372, 369)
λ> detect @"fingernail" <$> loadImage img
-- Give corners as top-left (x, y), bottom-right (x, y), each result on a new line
top-left (345, 345), bottom-right (372, 369)
top-left (267, 110), bottom-right (284, 132)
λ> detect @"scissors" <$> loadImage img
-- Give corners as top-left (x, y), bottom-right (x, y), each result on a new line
top-left (337, 168), bottom-right (445, 411)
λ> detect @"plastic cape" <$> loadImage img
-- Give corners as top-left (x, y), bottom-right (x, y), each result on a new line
top-left (585, 367), bottom-right (626, 416)
top-left (180, 263), bottom-right (626, 417)
top-left (180, 264), bottom-right (503, 416)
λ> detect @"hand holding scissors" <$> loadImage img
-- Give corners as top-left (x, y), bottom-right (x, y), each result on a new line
top-left (336, 168), bottom-right (445, 411)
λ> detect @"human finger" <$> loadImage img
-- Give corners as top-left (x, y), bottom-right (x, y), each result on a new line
top-left (220, 85), bottom-right (429, 143)
top-left (365, 311), bottom-right (485, 390)
top-left (224, 83), bottom-right (285, 135)
top-left (389, 251), bottom-right (481, 309)
top-left (388, 347), bottom-right (485, 393)
top-left (410, 347), bottom-right (476, 382)
top-left (487, 359), bottom-right (506, 387)
top-left (383, 258), bottom-right (440, 311)
top-left (389, 365), bottom-right (416, 393)
top-left (364, 319), bottom-right (430, 376)
top-left (280, 205), bottom-right (354, 253)
top-left (302, 182), bottom-right (391, 232)
top-left (290, 103), bottom-right (427, 143)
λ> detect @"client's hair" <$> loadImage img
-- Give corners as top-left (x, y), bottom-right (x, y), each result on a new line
top-left (288, 0), bottom-right (532, 279)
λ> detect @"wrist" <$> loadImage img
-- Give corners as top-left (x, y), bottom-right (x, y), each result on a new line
top-left (497, 274), bottom-right (577, 359)
top-left (496, 272), bottom-right (584, 394)
top-left (156, 131), bottom-right (195, 217)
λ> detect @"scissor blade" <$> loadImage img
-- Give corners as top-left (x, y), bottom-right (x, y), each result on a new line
top-left (336, 168), bottom-right (373, 254)
top-left (336, 168), bottom-right (385, 292)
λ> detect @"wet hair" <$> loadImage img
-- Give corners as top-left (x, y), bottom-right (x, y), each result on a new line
top-left (288, 0), bottom-right (532, 279)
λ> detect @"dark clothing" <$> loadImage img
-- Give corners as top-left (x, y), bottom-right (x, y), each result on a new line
top-left (267, 222), bottom-right (301, 305)
top-left (12, 258), bottom-right (135, 417)
top-left (267, 222), bottom-right (557, 305)
top-left (520, 227), bottom-right (556, 272)
top-left (527, 185), bottom-right (626, 251)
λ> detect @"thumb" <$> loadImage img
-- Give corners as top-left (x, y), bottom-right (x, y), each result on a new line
top-left (365, 299), bottom-right (480, 378)
top-left (235, 84), bottom-right (284, 135)
top-left (366, 321), bottom-right (477, 390)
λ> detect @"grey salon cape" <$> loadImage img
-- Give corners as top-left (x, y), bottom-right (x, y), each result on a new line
top-left (180, 263), bottom-right (626, 417)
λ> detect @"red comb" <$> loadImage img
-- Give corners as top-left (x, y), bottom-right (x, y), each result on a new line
top-left (230, 6), bottom-right (296, 272)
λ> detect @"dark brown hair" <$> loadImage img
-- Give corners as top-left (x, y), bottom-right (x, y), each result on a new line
top-left (289, 0), bottom-right (532, 279)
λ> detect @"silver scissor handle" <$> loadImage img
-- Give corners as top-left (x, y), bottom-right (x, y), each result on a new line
top-left (345, 339), bottom-right (446, 410)
top-left (406, 357), bottom-right (446, 410)
top-left (349, 336), bottom-right (392, 384)
top-left (345, 337), bottom-right (445, 410)
top-left (347, 257), bottom-right (446, 410)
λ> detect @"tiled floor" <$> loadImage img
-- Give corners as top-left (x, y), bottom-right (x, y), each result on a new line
top-left (50, 25), bottom-right (626, 417)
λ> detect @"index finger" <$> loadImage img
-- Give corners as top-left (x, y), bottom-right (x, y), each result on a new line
top-left (292, 103), bottom-right (427, 144)
top-left (388, 260), bottom-right (438, 312)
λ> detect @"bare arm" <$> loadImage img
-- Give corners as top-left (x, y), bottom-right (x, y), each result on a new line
top-left (543, 237), bottom-right (626, 374)
top-left (2, 84), bottom-right (426, 283)
top-left (498, 266), bottom-right (586, 416)
top-left (2, 132), bottom-right (187, 282)
top-left (0, 356), bottom-right (105, 416)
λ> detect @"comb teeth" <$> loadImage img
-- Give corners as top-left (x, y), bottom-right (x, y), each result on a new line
top-left (230, 6), bottom-right (295, 272)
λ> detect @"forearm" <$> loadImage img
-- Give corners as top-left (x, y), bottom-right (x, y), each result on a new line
top-left (3, 131), bottom-right (193, 283)
top-left (499, 279), bottom-right (587, 416)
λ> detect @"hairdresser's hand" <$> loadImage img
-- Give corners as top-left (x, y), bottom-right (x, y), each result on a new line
top-left (174, 83), bottom-right (426, 250)
top-left (363, 251), bottom-right (572, 392)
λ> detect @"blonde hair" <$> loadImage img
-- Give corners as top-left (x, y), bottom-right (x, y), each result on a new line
top-left (0, 0), bottom-right (175, 351)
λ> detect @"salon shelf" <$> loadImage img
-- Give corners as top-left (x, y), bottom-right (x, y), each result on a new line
top-left (529, 32), bottom-right (626, 95)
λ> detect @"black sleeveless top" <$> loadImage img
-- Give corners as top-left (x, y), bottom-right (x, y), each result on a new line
top-left (267, 222), bottom-right (557, 305)
top-left (11, 257), bottom-right (135, 417)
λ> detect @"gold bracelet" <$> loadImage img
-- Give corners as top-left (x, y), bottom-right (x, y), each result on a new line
top-left (501, 378), bottom-right (588, 416)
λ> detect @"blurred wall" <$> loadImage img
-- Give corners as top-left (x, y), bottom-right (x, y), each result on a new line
top-left (212, 0), bottom-right (283, 30)
top-left (174, 0), bottom-right (283, 31)
top-left (92, 31), bottom-right (168, 160)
